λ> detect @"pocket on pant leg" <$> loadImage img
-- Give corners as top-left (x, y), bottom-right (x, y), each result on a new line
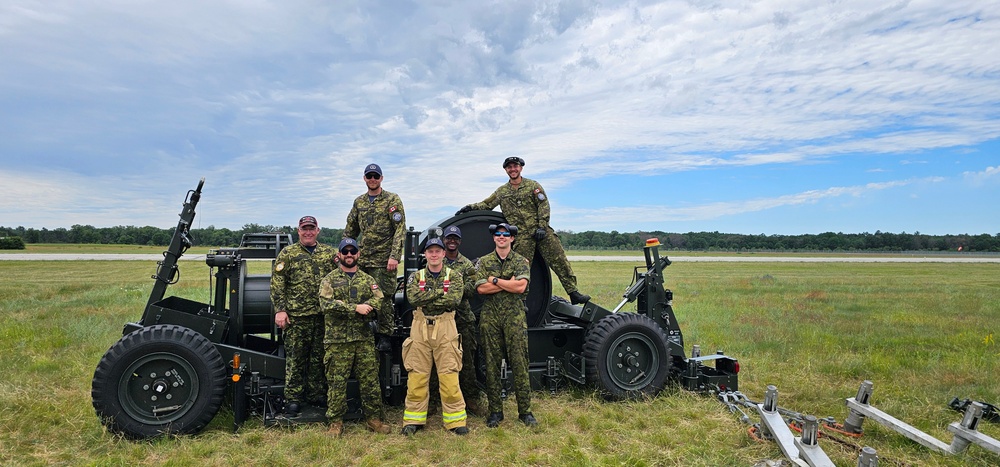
top-left (437, 334), bottom-right (463, 373)
top-left (401, 337), bottom-right (415, 371)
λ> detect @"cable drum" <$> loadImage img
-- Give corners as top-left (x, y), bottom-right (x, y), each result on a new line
top-left (423, 210), bottom-right (553, 327)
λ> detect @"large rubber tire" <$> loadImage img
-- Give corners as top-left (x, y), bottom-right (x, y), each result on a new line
top-left (92, 325), bottom-right (227, 439)
top-left (583, 313), bottom-right (671, 400)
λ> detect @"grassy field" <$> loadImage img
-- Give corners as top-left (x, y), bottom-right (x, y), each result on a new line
top-left (1, 257), bottom-right (997, 466)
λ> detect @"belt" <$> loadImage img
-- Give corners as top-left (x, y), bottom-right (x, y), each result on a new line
top-left (415, 308), bottom-right (455, 339)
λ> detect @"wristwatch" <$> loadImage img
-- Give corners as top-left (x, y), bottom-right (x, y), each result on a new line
top-left (492, 277), bottom-right (499, 285)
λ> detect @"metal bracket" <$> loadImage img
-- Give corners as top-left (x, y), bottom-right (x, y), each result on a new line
top-left (844, 380), bottom-right (1000, 456)
top-left (754, 385), bottom-right (835, 467)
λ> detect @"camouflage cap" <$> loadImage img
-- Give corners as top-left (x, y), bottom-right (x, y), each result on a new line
top-left (298, 216), bottom-right (318, 227)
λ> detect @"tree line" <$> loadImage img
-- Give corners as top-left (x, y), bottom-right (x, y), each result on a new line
top-left (2, 224), bottom-right (998, 252)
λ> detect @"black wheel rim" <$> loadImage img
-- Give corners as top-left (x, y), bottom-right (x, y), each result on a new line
top-left (604, 331), bottom-right (659, 391)
top-left (118, 352), bottom-right (200, 425)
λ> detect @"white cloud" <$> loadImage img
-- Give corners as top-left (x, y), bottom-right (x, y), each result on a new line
top-left (558, 176), bottom-right (945, 230)
top-left (962, 165), bottom-right (1000, 186)
top-left (1, 1), bottom-right (998, 233)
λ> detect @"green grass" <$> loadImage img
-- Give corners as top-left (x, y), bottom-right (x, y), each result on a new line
top-left (1, 259), bottom-right (998, 466)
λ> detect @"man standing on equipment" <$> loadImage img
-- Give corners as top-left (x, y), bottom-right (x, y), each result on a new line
top-left (442, 225), bottom-right (484, 416)
top-left (457, 156), bottom-right (590, 305)
top-left (475, 223), bottom-right (537, 428)
top-left (270, 215), bottom-right (336, 416)
top-left (401, 236), bottom-right (468, 436)
top-left (318, 238), bottom-right (392, 436)
top-left (344, 163), bottom-right (406, 345)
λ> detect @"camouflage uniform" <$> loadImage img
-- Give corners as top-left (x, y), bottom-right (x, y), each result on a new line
top-left (474, 250), bottom-right (532, 416)
top-left (344, 190), bottom-right (406, 335)
top-left (318, 267), bottom-right (386, 422)
top-left (270, 242), bottom-right (337, 407)
top-left (467, 177), bottom-right (580, 295)
top-left (445, 253), bottom-right (481, 404)
top-left (402, 267), bottom-right (467, 430)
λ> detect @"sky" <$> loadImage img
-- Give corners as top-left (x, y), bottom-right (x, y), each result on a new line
top-left (1, 0), bottom-right (998, 236)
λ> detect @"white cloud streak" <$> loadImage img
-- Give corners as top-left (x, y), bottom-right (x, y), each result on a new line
top-left (1, 1), bottom-right (998, 233)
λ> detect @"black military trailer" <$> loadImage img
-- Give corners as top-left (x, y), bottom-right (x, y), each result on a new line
top-left (91, 179), bottom-right (739, 439)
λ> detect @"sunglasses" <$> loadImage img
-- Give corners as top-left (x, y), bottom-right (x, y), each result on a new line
top-left (341, 248), bottom-right (359, 255)
top-left (493, 231), bottom-right (512, 237)
top-left (365, 173), bottom-right (381, 180)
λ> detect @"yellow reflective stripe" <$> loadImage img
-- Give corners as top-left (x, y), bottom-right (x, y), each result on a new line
top-left (403, 411), bottom-right (427, 422)
top-left (442, 410), bottom-right (467, 423)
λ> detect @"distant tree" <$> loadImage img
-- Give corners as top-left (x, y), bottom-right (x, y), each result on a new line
top-left (0, 236), bottom-right (26, 249)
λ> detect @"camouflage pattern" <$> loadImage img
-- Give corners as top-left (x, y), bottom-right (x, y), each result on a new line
top-left (468, 177), bottom-right (579, 294)
top-left (324, 340), bottom-right (383, 421)
top-left (270, 242), bottom-right (337, 405)
top-left (270, 242), bottom-right (338, 317)
top-left (405, 267), bottom-right (464, 316)
top-left (344, 189), bottom-right (405, 334)
top-left (318, 267), bottom-right (385, 420)
top-left (318, 268), bottom-right (384, 343)
top-left (468, 177), bottom-right (549, 232)
top-left (343, 190), bottom-right (406, 269)
top-left (445, 253), bottom-right (480, 399)
top-left (360, 266), bottom-right (397, 335)
top-left (511, 229), bottom-right (579, 294)
top-left (282, 315), bottom-right (326, 405)
top-left (474, 250), bottom-right (532, 415)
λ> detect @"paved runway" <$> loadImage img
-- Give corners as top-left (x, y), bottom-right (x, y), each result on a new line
top-left (1, 253), bottom-right (997, 263)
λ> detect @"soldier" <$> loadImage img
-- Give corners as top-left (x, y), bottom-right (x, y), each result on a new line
top-left (401, 237), bottom-right (468, 436)
top-left (474, 223), bottom-right (537, 428)
top-left (442, 225), bottom-right (484, 416)
top-left (344, 163), bottom-right (406, 347)
top-left (457, 156), bottom-right (590, 305)
top-left (270, 215), bottom-right (336, 416)
top-left (318, 238), bottom-right (392, 436)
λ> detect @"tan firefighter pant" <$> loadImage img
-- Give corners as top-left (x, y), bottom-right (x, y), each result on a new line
top-left (402, 308), bottom-right (466, 429)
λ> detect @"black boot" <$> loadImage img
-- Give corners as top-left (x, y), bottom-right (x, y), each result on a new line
top-left (485, 411), bottom-right (504, 428)
top-left (569, 291), bottom-right (591, 304)
top-left (284, 401), bottom-right (300, 416)
top-left (518, 413), bottom-right (538, 427)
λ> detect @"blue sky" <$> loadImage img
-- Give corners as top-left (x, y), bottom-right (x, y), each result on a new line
top-left (1, 1), bottom-right (998, 235)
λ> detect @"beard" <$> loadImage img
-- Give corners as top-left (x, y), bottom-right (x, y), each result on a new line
top-left (341, 255), bottom-right (357, 268)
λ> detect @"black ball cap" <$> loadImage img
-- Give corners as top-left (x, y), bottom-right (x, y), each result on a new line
top-left (503, 156), bottom-right (525, 168)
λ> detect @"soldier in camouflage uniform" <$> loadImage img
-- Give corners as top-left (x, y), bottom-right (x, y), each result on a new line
top-left (344, 163), bottom-right (406, 345)
top-left (441, 225), bottom-right (484, 415)
top-left (474, 223), bottom-right (538, 428)
top-left (270, 215), bottom-right (336, 415)
top-left (401, 237), bottom-right (468, 436)
top-left (458, 156), bottom-right (590, 305)
top-left (318, 238), bottom-right (392, 436)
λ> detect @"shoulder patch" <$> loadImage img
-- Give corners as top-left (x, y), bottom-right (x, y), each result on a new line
top-left (392, 211), bottom-right (403, 222)
top-left (389, 205), bottom-right (397, 212)
top-left (275, 261), bottom-right (285, 272)
top-left (372, 283), bottom-right (379, 290)
top-left (537, 192), bottom-right (546, 201)
top-left (533, 188), bottom-right (541, 194)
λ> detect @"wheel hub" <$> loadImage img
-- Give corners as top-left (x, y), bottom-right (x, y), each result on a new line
top-left (606, 333), bottom-right (658, 390)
